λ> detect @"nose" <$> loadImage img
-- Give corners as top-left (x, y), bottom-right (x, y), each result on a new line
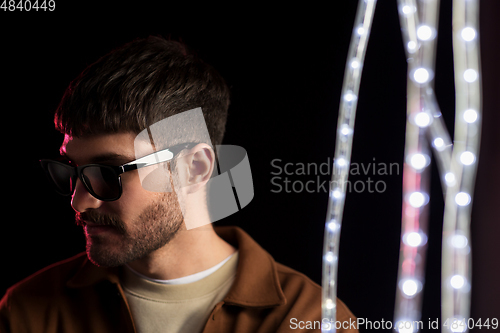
top-left (71, 178), bottom-right (102, 212)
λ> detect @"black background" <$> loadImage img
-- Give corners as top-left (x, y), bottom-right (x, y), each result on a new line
top-left (1, 1), bottom-right (499, 332)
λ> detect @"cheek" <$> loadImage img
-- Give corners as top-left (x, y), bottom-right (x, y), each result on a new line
top-left (111, 172), bottom-right (161, 220)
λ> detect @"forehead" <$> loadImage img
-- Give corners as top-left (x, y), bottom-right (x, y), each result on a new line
top-left (60, 132), bottom-right (139, 164)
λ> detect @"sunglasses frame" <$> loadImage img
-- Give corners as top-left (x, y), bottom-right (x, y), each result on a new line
top-left (40, 142), bottom-right (195, 201)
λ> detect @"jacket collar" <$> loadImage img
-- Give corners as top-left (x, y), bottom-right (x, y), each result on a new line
top-left (66, 226), bottom-right (286, 308)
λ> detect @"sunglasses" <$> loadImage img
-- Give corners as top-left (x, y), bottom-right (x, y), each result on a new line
top-left (40, 143), bottom-right (194, 201)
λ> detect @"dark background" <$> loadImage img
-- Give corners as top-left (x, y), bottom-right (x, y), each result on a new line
top-left (1, 1), bottom-right (498, 332)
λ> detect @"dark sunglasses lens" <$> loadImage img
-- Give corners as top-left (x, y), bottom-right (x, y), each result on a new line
top-left (82, 166), bottom-right (121, 200)
top-left (45, 162), bottom-right (74, 195)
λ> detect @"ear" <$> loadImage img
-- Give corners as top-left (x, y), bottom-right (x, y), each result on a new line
top-left (176, 143), bottom-right (215, 194)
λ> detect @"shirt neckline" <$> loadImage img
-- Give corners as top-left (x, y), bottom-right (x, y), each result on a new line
top-left (124, 251), bottom-right (236, 285)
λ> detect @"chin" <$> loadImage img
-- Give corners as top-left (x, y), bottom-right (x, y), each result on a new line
top-left (86, 242), bottom-right (128, 267)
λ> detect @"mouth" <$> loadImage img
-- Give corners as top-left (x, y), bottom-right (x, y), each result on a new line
top-left (84, 221), bottom-right (121, 236)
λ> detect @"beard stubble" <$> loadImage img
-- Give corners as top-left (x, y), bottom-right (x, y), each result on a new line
top-left (76, 193), bottom-right (184, 267)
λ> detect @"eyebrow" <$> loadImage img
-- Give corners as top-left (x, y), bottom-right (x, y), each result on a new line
top-left (90, 153), bottom-right (132, 164)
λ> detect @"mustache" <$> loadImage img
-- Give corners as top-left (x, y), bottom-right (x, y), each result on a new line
top-left (75, 211), bottom-right (126, 233)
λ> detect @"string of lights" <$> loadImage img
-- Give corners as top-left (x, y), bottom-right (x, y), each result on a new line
top-left (322, 0), bottom-right (481, 331)
top-left (393, 0), bottom-right (440, 331)
top-left (397, 0), bottom-right (453, 193)
top-left (425, 91), bottom-right (453, 195)
top-left (321, 0), bottom-right (377, 331)
top-left (441, 0), bottom-right (481, 331)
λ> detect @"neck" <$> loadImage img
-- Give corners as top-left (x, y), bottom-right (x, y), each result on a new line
top-left (126, 224), bottom-right (236, 280)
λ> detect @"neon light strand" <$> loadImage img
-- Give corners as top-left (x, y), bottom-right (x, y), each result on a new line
top-left (321, 1), bottom-right (377, 332)
top-left (394, 0), bottom-right (443, 330)
top-left (324, 1), bottom-right (480, 331)
top-left (441, 0), bottom-right (481, 331)
top-left (398, 0), bottom-right (453, 194)
top-left (425, 91), bottom-right (453, 195)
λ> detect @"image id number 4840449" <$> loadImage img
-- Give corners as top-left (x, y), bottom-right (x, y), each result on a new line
top-left (1, 0), bottom-right (55, 11)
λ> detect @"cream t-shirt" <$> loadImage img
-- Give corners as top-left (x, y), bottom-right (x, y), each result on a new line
top-left (121, 252), bottom-right (238, 333)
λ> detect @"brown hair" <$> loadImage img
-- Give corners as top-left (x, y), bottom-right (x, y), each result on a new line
top-left (54, 36), bottom-right (230, 146)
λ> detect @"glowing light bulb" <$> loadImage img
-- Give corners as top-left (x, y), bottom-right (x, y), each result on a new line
top-left (410, 153), bottom-right (428, 170)
top-left (433, 137), bottom-right (444, 150)
top-left (331, 189), bottom-right (343, 199)
top-left (396, 319), bottom-right (416, 333)
top-left (408, 192), bottom-right (426, 208)
top-left (407, 41), bottom-right (417, 52)
top-left (336, 157), bottom-right (347, 167)
top-left (340, 124), bottom-right (352, 136)
top-left (460, 151), bottom-right (475, 165)
top-left (350, 59), bottom-right (360, 69)
top-left (414, 112), bottom-right (431, 127)
top-left (401, 5), bottom-right (415, 15)
top-left (450, 275), bottom-right (465, 289)
top-left (325, 298), bottom-right (335, 309)
top-left (417, 25), bottom-right (434, 40)
top-left (356, 26), bottom-right (365, 35)
top-left (450, 234), bottom-right (468, 248)
top-left (463, 109), bottom-right (478, 123)
top-left (398, 326), bottom-right (414, 333)
top-left (444, 172), bottom-right (456, 186)
top-left (344, 91), bottom-right (357, 102)
top-left (450, 322), bottom-right (467, 333)
top-left (325, 251), bottom-right (336, 262)
top-left (402, 279), bottom-right (418, 296)
top-left (463, 69), bottom-right (478, 82)
top-left (404, 232), bottom-right (423, 247)
top-left (413, 68), bottom-right (430, 83)
top-left (455, 192), bottom-right (471, 206)
top-left (327, 220), bottom-right (339, 232)
top-left (461, 27), bottom-right (476, 41)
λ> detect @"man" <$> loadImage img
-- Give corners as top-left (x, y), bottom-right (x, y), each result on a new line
top-left (0, 36), bottom-right (358, 332)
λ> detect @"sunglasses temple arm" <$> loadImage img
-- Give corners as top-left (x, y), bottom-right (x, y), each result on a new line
top-left (121, 148), bottom-right (175, 172)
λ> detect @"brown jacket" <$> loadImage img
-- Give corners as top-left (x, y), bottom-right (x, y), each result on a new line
top-left (0, 226), bottom-right (358, 332)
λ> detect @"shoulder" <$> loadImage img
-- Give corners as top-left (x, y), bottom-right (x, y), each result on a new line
top-left (2, 253), bottom-right (87, 299)
top-left (0, 253), bottom-right (89, 331)
top-left (0, 252), bottom-right (88, 317)
top-left (214, 226), bottom-right (358, 332)
top-left (275, 262), bottom-right (321, 292)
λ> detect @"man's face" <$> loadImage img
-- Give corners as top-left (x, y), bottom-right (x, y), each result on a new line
top-left (60, 132), bottom-right (184, 267)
